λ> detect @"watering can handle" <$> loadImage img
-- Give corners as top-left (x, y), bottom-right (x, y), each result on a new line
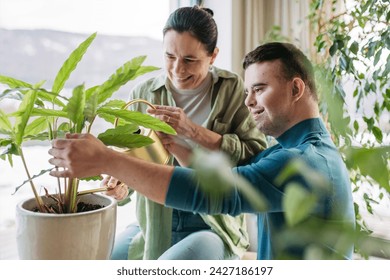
top-left (79, 99), bottom-right (168, 195)
top-left (113, 98), bottom-right (156, 127)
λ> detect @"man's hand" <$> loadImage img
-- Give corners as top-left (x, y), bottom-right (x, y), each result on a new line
top-left (48, 132), bottom-right (172, 205)
top-left (48, 133), bottom-right (109, 178)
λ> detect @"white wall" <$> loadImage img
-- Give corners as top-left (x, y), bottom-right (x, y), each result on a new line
top-left (204, 0), bottom-right (233, 71)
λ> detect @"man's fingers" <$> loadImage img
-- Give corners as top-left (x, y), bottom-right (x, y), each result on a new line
top-left (65, 133), bottom-right (84, 139)
top-left (49, 168), bottom-right (71, 178)
top-left (51, 133), bottom-right (86, 148)
top-left (48, 147), bottom-right (64, 159)
top-left (48, 157), bottom-right (67, 168)
top-left (51, 138), bottom-right (69, 149)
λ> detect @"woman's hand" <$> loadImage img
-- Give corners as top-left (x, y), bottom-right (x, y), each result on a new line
top-left (147, 105), bottom-right (197, 139)
top-left (156, 131), bottom-right (192, 166)
top-left (101, 175), bottom-right (129, 201)
top-left (148, 104), bottom-right (222, 152)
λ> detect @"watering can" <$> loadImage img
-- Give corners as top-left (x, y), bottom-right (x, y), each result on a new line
top-left (78, 99), bottom-right (171, 195)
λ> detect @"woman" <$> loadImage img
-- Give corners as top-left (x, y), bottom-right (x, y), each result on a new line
top-left (107, 5), bottom-right (267, 260)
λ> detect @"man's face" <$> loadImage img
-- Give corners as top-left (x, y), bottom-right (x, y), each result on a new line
top-left (244, 60), bottom-right (294, 138)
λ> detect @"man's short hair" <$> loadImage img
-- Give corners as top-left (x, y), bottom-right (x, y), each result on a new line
top-left (243, 42), bottom-right (317, 100)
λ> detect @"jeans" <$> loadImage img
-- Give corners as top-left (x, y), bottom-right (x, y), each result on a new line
top-left (110, 209), bottom-right (235, 260)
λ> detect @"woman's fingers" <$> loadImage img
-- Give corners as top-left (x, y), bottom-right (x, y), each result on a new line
top-left (105, 182), bottom-right (129, 200)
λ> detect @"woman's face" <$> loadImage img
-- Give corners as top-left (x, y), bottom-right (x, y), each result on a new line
top-left (163, 30), bottom-right (218, 90)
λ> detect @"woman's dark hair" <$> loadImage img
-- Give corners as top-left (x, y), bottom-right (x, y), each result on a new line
top-left (243, 42), bottom-right (318, 100)
top-left (163, 6), bottom-right (218, 55)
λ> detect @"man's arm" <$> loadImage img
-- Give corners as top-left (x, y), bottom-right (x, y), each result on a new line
top-left (48, 133), bottom-right (174, 204)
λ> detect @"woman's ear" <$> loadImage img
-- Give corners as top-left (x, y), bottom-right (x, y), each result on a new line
top-left (210, 47), bottom-right (219, 65)
top-left (291, 77), bottom-right (305, 102)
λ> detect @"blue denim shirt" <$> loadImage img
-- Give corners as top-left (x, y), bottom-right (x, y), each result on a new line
top-left (165, 118), bottom-right (355, 259)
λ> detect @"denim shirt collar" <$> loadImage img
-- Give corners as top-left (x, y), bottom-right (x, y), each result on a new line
top-left (276, 118), bottom-right (328, 149)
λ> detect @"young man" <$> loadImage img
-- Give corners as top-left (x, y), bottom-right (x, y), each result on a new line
top-left (48, 42), bottom-right (355, 259)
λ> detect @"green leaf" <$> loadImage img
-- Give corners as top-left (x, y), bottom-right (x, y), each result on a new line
top-left (97, 112), bottom-right (116, 125)
top-left (0, 75), bottom-right (32, 89)
top-left (0, 138), bottom-right (12, 147)
top-left (84, 91), bottom-right (98, 122)
top-left (363, 117), bottom-right (374, 130)
top-left (97, 107), bottom-right (176, 135)
top-left (79, 175), bottom-right (103, 182)
top-left (283, 183), bottom-right (318, 227)
top-left (350, 41), bottom-right (359, 55)
top-left (52, 32), bottom-right (97, 94)
top-left (134, 65), bottom-right (161, 79)
top-left (24, 117), bottom-right (48, 137)
top-left (329, 42), bottom-right (338, 56)
top-left (13, 167), bottom-right (54, 194)
top-left (373, 49), bottom-right (382, 66)
top-left (0, 109), bottom-right (12, 133)
top-left (339, 56), bottom-right (348, 71)
top-left (95, 56), bottom-right (159, 104)
top-left (353, 120), bottom-right (359, 131)
top-left (98, 125), bottom-right (154, 149)
top-left (191, 148), bottom-right (268, 212)
top-left (0, 143), bottom-right (19, 157)
top-left (372, 126), bottom-right (383, 143)
top-left (35, 88), bottom-right (66, 108)
top-left (0, 88), bottom-right (24, 102)
top-left (367, 41), bottom-right (377, 58)
top-left (107, 123), bottom-right (140, 134)
top-left (25, 132), bottom-right (51, 141)
top-left (275, 159), bottom-right (331, 194)
top-left (13, 89), bottom-right (38, 146)
top-left (101, 99), bottom-right (127, 109)
top-left (85, 85), bottom-right (99, 101)
top-left (345, 146), bottom-right (390, 192)
top-left (66, 84), bottom-right (86, 133)
top-left (31, 108), bottom-right (68, 118)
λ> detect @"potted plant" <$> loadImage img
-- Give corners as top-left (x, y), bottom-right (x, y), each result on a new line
top-left (0, 32), bottom-right (175, 259)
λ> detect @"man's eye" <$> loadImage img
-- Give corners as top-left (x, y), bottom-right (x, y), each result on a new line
top-left (166, 54), bottom-right (175, 60)
top-left (253, 87), bottom-right (263, 93)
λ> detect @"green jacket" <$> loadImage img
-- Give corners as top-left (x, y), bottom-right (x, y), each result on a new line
top-left (127, 67), bottom-right (267, 259)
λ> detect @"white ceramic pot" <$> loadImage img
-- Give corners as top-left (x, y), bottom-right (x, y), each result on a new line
top-left (15, 194), bottom-right (117, 260)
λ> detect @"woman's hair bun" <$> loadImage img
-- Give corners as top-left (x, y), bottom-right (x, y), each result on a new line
top-left (201, 7), bottom-right (214, 17)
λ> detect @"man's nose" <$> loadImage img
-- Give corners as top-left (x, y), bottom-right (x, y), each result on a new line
top-left (245, 92), bottom-right (255, 108)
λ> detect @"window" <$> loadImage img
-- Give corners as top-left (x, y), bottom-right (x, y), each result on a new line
top-left (0, 0), bottom-right (170, 257)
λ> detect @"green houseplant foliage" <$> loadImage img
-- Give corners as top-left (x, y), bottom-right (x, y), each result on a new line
top-left (0, 32), bottom-right (176, 214)
top-left (308, 0), bottom-right (390, 257)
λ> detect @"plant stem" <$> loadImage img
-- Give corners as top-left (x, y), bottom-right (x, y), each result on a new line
top-left (19, 148), bottom-right (45, 212)
top-left (65, 177), bottom-right (79, 213)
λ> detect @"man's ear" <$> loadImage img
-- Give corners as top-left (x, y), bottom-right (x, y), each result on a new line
top-left (291, 77), bottom-right (305, 102)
